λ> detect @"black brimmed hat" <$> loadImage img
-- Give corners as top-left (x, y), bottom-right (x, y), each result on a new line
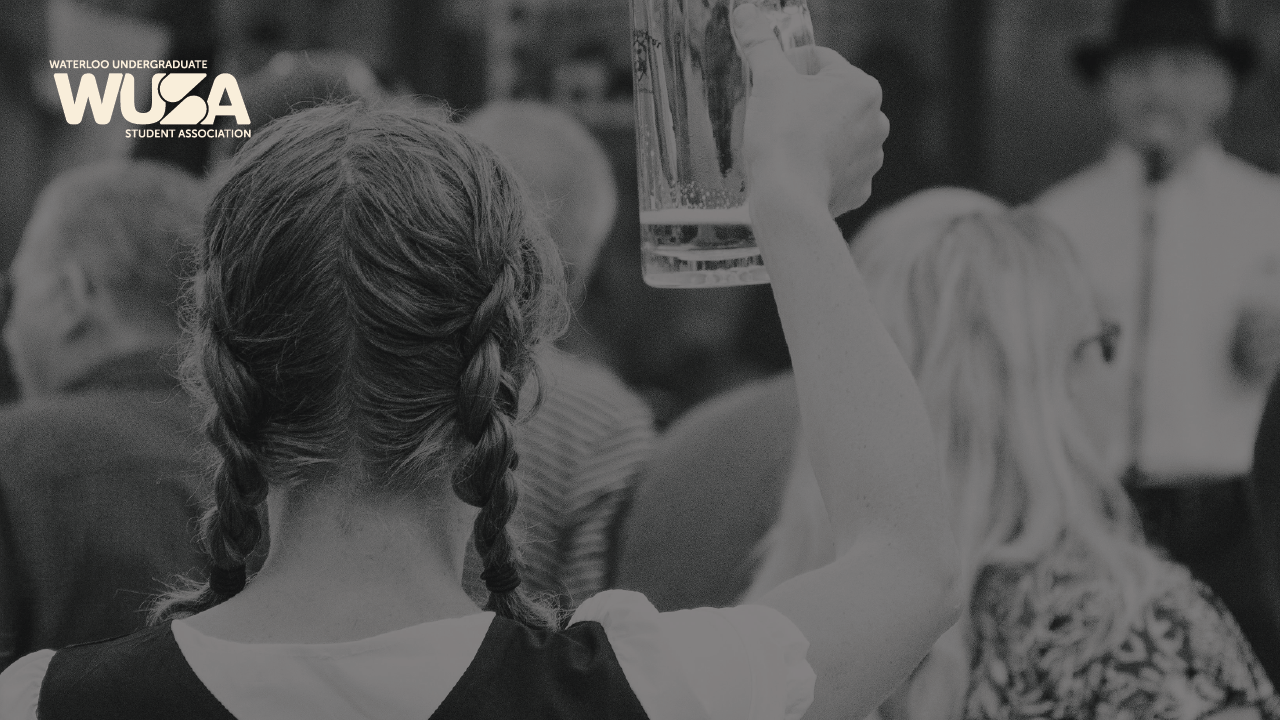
top-left (1075, 0), bottom-right (1257, 81)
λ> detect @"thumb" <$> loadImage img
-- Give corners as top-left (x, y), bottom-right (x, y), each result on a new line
top-left (733, 4), bottom-right (794, 82)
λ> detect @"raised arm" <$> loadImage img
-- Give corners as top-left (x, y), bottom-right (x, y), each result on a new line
top-left (730, 7), bottom-right (959, 719)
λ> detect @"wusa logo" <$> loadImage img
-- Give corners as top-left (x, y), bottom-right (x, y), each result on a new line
top-left (50, 60), bottom-right (252, 139)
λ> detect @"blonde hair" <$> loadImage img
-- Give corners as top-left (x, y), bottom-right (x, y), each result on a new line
top-left (853, 192), bottom-right (1161, 720)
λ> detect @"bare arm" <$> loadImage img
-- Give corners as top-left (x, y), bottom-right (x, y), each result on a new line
top-left (730, 6), bottom-right (959, 719)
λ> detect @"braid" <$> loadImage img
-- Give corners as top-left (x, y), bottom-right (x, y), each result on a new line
top-left (453, 264), bottom-right (548, 626)
top-left (151, 322), bottom-right (270, 620)
top-left (201, 334), bottom-right (269, 584)
top-left (152, 104), bottom-right (569, 628)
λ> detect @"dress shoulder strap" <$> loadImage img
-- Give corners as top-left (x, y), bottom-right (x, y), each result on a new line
top-left (37, 623), bottom-right (236, 720)
top-left (431, 616), bottom-right (650, 720)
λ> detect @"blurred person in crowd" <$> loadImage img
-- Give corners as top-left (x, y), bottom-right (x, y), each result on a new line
top-left (209, 49), bottom-right (386, 165)
top-left (749, 196), bottom-right (1279, 720)
top-left (0, 13), bottom-right (960, 718)
top-left (614, 188), bottom-right (1002, 611)
top-left (463, 100), bottom-right (654, 606)
top-left (1037, 0), bottom-right (1280, 682)
top-left (0, 161), bottom-right (207, 673)
top-left (550, 42), bottom-right (632, 104)
top-left (859, 205), bottom-right (1279, 720)
top-left (129, 0), bottom-right (218, 174)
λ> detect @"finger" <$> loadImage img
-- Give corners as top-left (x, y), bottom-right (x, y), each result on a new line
top-left (810, 47), bottom-right (863, 77)
top-left (795, 46), bottom-right (882, 110)
top-left (785, 46), bottom-right (864, 77)
top-left (784, 46), bottom-right (835, 75)
top-left (733, 4), bottom-right (795, 81)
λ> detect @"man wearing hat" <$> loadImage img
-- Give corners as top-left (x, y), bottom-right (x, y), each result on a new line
top-left (1038, 0), bottom-right (1280, 681)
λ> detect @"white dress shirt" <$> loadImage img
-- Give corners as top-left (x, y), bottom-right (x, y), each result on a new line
top-left (1038, 144), bottom-right (1280, 478)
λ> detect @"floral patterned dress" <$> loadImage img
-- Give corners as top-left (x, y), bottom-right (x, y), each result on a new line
top-left (965, 543), bottom-right (1280, 720)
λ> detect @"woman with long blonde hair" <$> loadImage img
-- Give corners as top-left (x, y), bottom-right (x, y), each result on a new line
top-left (854, 199), bottom-right (1280, 720)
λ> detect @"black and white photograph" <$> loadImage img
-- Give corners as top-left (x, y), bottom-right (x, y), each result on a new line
top-left (1, 0), bottom-right (1280, 718)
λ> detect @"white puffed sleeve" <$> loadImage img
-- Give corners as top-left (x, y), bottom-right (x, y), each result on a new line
top-left (571, 590), bottom-right (815, 720)
top-left (0, 649), bottom-right (55, 720)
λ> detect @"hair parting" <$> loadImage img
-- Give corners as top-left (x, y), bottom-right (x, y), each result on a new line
top-left (151, 100), bottom-right (567, 627)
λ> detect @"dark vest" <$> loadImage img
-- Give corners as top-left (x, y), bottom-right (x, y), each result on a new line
top-left (36, 617), bottom-right (650, 720)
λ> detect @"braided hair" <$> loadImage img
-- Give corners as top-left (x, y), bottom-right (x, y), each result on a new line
top-left (152, 101), bottom-right (567, 627)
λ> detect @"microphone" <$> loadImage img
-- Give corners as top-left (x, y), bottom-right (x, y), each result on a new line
top-left (1143, 147), bottom-right (1171, 186)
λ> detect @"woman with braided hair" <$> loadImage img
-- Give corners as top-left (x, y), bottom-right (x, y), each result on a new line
top-left (0, 7), bottom-right (957, 719)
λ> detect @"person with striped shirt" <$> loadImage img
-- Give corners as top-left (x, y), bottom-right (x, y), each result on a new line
top-left (463, 102), bottom-right (655, 608)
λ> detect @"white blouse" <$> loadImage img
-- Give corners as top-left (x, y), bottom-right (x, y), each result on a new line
top-left (0, 590), bottom-right (814, 720)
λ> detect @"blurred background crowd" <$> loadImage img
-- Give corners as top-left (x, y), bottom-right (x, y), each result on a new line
top-left (4, 0), bottom-right (1280, 717)
top-left (1, 0), bottom-right (1274, 425)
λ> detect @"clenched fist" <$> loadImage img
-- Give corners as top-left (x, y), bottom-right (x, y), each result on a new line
top-left (735, 2), bottom-right (890, 219)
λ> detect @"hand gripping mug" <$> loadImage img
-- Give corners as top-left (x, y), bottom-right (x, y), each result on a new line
top-left (630, 0), bottom-right (815, 288)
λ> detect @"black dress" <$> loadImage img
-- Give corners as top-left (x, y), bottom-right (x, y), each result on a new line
top-left (36, 617), bottom-right (650, 720)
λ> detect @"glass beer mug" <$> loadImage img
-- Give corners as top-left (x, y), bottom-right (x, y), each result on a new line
top-left (630, 0), bottom-right (815, 288)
